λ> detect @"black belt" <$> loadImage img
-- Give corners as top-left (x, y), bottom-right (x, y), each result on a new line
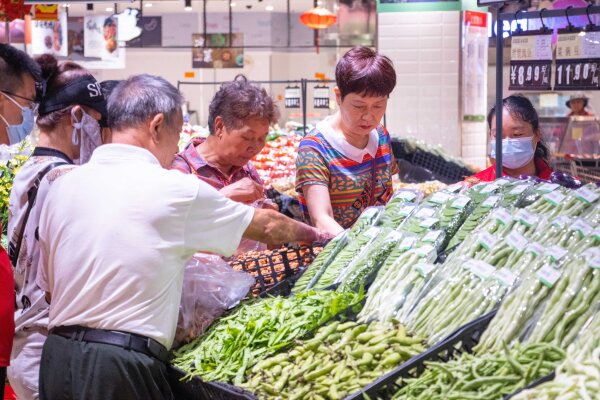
top-left (50, 325), bottom-right (170, 364)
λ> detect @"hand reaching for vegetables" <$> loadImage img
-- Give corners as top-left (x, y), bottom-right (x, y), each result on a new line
top-left (220, 177), bottom-right (264, 204)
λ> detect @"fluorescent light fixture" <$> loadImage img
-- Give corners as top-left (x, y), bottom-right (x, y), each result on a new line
top-left (61, 3), bottom-right (70, 7)
top-left (230, 2), bottom-right (236, 7)
top-left (145, 2), bottom-right (152, 7)
top-left (317, 0), bottom-right (323, 5)
top-left (265, 5), bottom-right (273, 11)
top-left (184, 0), bottom-right (192, 11)
top-left (105, 6), bottom-right (114, 11)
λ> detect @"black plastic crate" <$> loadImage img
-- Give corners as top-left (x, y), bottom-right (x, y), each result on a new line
top-left (503, 372), bottom-right (556, 400)
top-left (344, 310), bottom-right (497, 400)
top-left (168, 366), bottom-right (256, 400)
top-left (229, 245), bottom-right (323, 296)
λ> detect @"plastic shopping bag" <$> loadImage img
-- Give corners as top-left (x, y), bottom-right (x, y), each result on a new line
top-left (174, 253), bottom-right (255, 346)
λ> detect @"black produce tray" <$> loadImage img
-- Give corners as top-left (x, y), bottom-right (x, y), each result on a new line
top-left (344, 310), bottom-right (497, 400)
top-left (503, 372), bottom-right (556, 399)
top-left (229, 245), bottom-right (323, 296)
top-left (391, 139), bottom-right (474, 184)
top-left (168, 366), bottom-right (256, 400)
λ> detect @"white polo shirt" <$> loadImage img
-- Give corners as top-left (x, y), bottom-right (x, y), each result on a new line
top-left (36, 144), bottom-right (254, 349)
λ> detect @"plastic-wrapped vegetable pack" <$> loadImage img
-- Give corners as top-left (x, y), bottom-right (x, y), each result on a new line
top-left (347, 206), bottom-right (385, 239)
top-left (171, 290), bottom-right (361, 384)
top-left (292, 231), bottom-right (349, 293)
top-left (377, 189), bottom-right (423, 229)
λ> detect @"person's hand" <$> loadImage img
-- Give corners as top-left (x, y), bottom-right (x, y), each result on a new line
top-left (261, 199), bottom-right (279, 212)
top-left (315, 229), bottom-right (336, 244)
top-left (220, 178), bottom-right (264, 204)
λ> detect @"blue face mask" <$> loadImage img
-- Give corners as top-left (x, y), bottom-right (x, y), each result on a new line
top-left (0, 91), bottom-right (36, 144)
top-left (490, 137), bottom-right (535, 169)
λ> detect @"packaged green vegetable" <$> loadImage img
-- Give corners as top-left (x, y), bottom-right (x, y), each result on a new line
top-left (378, 189), bottom-right (422, 229)
top-left (348, 206), bottom-right (385, 239)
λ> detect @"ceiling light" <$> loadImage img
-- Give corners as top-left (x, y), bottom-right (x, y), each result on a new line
top-left (105, 6), bottom-right (113, 11)
top-left (61, 3), bottom-right (70, 7)
top-left (184, 0), bottom-right (192, 11)
top-left (265, 5), bottom-right (273, 11)
top-left (317, 0), bottom-right (323, 5)
top-left (145, 2), bottom-right (152, 7)
top-left (230, 2), bottom-right (236, 7)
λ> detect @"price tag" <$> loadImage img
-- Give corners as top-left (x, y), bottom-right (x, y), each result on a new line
top-left (451, 196), bottom-right (471, 210)
top-left (494, 208), bottom-right (512, 226)
top-left (493, 267), bottom-right (518, 287)
top-left (387, 231), bottom-right (404, 241)
top-left (415, 208), bottom-right (436, 219)
top-left (429, 192), bottom-right (452, 205)
top-left (465, 259), bottom-right (495, 280)
top-left (415, 244), bottom-right (436, 259)
top-left (528, 242), bottom-right (545, 257)
top-left (571, 219), bottom-right (593, 238)
top-left (419, 218), bottom-right (439, 228)
top-left (509, 185), bottom-right (529, 195)
top-left (446, 184), bottom-right (463, 193)
top-left (399, 237), bottom-right (417, 250)
top-left (399, 205), bottom-right (416, 217)
top-left (575, 186), bottom-right (600, 204)
top-left (396, 191), bottom-right (417, 202)
top-left (552, 216), bottom-right (572, 229)
top-left (481, 183), bottom-right (499, 194)
top-left (516, 209), bottom-right (538, 228)
top-left (481, 195), bottom-right (500, 209)
top-left (583, 248), bottom-right (600, 269)
top-left (509, 61), bottom-right (552, 91)
top-left (415, 263), bottom-right (437, 278)
top-left (364, 227), bottom-right (380, 239)
top-left (555, 59), bottom-right (600, 90)
top-left (478, 232), bottom-right (498, 251)
top-left (546, 245), bottom-right (568, 263)
top-left (537, 183), bottom-right (560, 193)
top-left (543, 190), bottom-right (566, 206)
top-left (422, 230), bottom-right (442, 243)
top-left (506, 231), bottom-right (528, 251)
top-left (495, 179), bottom-right (511, 187)
top-left (537, 265), bottom-right (561, 288)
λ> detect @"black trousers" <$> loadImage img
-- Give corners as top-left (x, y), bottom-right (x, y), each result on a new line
top-left (1, 366), bottom-right (6, 399)
top-left (39, 333), bottom-right (173, 400)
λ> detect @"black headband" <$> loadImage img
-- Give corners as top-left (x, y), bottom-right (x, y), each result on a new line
top-left (38, 75), bottom-right (108, 127)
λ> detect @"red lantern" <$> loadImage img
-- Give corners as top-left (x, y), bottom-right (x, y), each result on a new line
top-left (300, 7), bottom-right (337, 53)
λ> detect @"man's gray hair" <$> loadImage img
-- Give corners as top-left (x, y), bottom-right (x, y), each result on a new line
top-left (107, 74), bottom-right (184, 131)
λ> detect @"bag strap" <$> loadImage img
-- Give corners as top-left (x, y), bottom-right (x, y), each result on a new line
top-left (9, 161), bottom-right (68, 267)
top-left (369, 157), bottom-right (378, 205)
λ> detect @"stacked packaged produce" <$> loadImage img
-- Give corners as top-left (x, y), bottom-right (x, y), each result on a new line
top-left (252, 135), bottom-right (300, 189)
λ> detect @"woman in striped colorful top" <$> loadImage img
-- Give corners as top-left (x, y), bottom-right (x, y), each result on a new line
top-left (295, 47), bottom-right (399, 234)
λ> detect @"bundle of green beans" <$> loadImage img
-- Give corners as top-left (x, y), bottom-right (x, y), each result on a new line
top-left (447, 194), bottom-right (501, 250)
top-left (171, 290), bottom-right (361, 384)
top-left (292, 231), bottom-right (349, 293)
top-left (525, 183), bottom-right (600, 220)
top-left (347, 206), bottom-right (384, 239)
top-left (242, 320), bottom-right (426, 400)
top-left (511, 313), bottom-right (600, 400)
top-left (392, 342), bottom-right (565, 400)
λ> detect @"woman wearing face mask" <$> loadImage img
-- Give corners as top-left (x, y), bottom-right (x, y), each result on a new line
top-left (471, 95), bottom-right (552, 182)
top-left (295, 47), bottom-right (399, 235)
top-left (6, 54), bottom-right (107, 400)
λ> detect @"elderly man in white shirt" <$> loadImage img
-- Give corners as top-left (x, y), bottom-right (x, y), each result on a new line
top-left (36, 74), bottom-right (330, 400)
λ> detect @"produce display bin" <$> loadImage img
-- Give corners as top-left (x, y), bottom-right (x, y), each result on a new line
top-left (344, 310), bottom-right (497, 400)
top-left (503, 372), bottom-right (556, 400)
top-left (168, 367), bottom-right (256, 400)
top-left (229, 245), bottom-right (323, 296)
top-left (391, 139), bottom-right (474, 184)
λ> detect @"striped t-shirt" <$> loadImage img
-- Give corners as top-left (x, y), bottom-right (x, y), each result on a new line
top-left (295, 122), bottom-right (399, 229)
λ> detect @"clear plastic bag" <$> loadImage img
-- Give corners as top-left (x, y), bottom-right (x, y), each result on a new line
top-left (378, 189), bottom-right (423, 229)
top-left (175, 254), bottom-right (255, 346)
top-left (234, 199), bottom-right (272, 256)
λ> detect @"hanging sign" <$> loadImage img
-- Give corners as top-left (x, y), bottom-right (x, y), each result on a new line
top-left (555, 30), bottom-right (600, 90)
top-left (313, 86), bottom-right (330, 109)
top-left (284, 86), bottom-right (301, 109)
top-left (509, 31), bottom-right (553, 91)
top-left (34, 4), bottom-right (57, 21)
top-left (462, 11), bottom-right (488, 122)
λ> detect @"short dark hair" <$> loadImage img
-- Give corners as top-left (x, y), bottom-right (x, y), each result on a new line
top-left (0, 44), bottom-right (41, 94)
top-left (487, 95), bottom-right (549, 161)
top-left (108, 74), bottom-right (184, 131)
top-left (208, 74), bottom-right (280, 134)
top-left (335, 47), bottom-right (396, 100)
top-left (35, 54), bottom-right (93, 131)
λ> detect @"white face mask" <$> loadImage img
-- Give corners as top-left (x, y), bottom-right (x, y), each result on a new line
top-left (490, 136), bottom-right (535, 169)
top-left (71, 108), bottom-right (102, 165)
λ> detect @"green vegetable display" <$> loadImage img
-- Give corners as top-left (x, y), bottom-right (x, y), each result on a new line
top-left (348, 206), bottom-right (384, 239)
top-left (242, 320), bottom-right (426, 399)
top-left (377, 189), bottom-right (422, 229)
top-left (392, 343), bottom-right (566, 400)
top-left (172, 290), bottom-right (361, 384)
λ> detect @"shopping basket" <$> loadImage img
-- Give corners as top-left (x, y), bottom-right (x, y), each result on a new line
top-left (229, 245), bottom-right (323, 296)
